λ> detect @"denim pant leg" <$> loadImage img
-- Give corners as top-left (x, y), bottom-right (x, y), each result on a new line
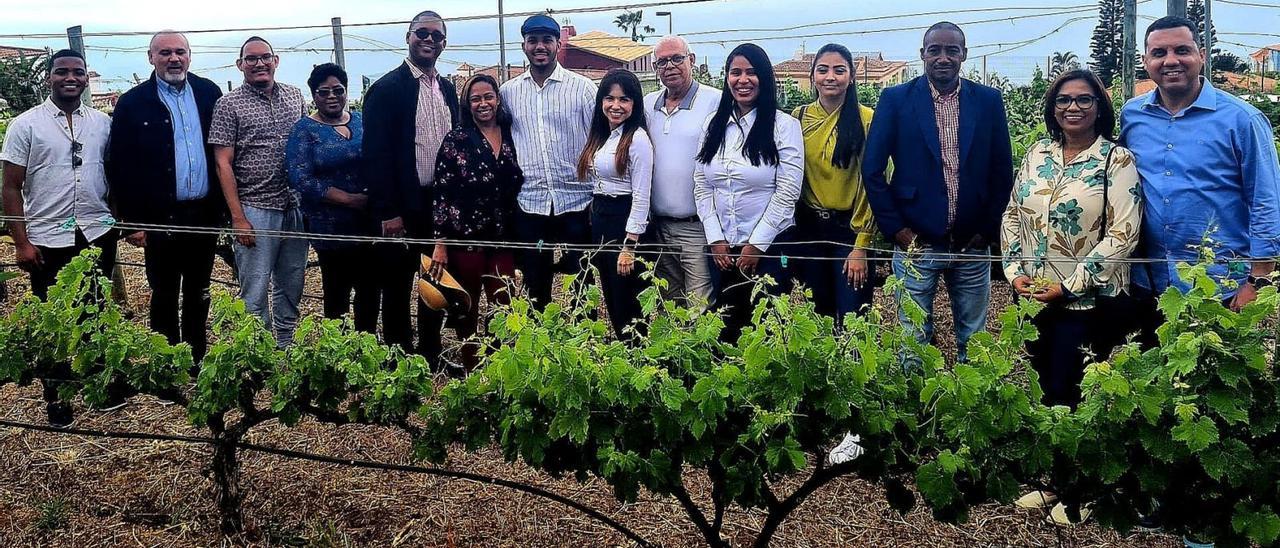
top-left (892, 247), bottom-right (942, 353)
top-left (235, 205), bottom-right (284, 334)
top-left (270, 206), bottom-right (308, 347)
top-left (943, 247), bottom-right (992, 362)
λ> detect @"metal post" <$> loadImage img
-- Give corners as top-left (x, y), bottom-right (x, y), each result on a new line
top-left (1168, 0), bottom-right (1187, 17)
top-left (982, 55), bottom-right (987, 85)
top-left (1123, 0), bottom-right (1137, 99)
top-left (1202, 0), bottom-right (1212, 81)
top-left (498, 0), bottom-right (508, 82)
top-left (331, 17), bottom-right (345, 69)
top-left (66, 25), bottom-right (90, 106)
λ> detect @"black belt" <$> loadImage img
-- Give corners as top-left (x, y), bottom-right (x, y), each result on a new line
top-left (654, 214), bottom-right (700, 223)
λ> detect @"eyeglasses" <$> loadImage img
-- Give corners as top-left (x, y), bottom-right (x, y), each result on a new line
top-left (655, 54), bottom-right (687, 68)
top-left (412, 28), bottom-right (447, 43)
top-left (70, 140), bottom-right (82, 168)
top-left (241, 54), bottom-right (276, 66)
top-left (1054, 94), bottom-right (1098, 110)
top-left (315, 86), bottom-right (346, 98)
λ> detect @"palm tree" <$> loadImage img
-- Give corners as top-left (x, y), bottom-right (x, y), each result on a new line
top-left (1049, 51), bottom-right (1081, 79)
top-left (613, 9), bottom-right (655, 42)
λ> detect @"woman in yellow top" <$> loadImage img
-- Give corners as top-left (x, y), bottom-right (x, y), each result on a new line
top-left (791, 43), bottom-right (878, 320)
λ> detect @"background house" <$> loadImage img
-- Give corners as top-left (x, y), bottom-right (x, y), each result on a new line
top-left (773, 50), bottom-right (911, 92)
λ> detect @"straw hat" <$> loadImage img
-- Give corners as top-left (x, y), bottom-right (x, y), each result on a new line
top-left (416, 255), bottom-right (472, 312)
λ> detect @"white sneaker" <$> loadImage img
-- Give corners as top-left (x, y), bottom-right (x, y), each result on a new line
top-left (826, 433), bottom-right (864, 465)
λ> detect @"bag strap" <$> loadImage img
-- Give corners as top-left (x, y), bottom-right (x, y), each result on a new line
top-left (1098, 143), bottom-right (1116, 245)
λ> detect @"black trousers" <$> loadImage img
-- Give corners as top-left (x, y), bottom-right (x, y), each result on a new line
top-left (710, 229), bottom-right (796, 343)
top-left (590, 195), bottom-right (646, 341)
top-left (31, 229), bottom-right (118, 406)
top-left (374, 242), bottom-right (443, 367)
top-left (1026, 303), bottom-right (1128, 408)
top-left (515, 208), bottom-right (592, 307)
top-left (145, 229), bottom-right (216, 361)
top-left (316, 245), bottom-right (379, 333)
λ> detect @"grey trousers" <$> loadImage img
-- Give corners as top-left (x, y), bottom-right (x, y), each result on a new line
top-left (652, 217), bottom-right (714, 309)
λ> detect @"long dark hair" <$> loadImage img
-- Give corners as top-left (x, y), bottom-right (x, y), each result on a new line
top-left (577, 69), bottom-right (648, 180)
top-left (1042, 69), bottom-right (1115, 144)
top-left (696, 43), bottom-right (780, 167)
top-left (459, 74), bottom-right (512, 130)
top-left (809, 44), bottom-right (866, 169)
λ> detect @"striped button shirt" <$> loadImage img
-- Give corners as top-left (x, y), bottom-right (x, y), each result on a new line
top-left (930, 79), bottom-right (961, 229)
top-left (406, 60), bottom-right (451, 187)
top-left (499, 64), bottom-right (597, 215)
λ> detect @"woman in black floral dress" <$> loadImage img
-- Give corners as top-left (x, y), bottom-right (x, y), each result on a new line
top-left (429, 74), bottom-right (523, 371)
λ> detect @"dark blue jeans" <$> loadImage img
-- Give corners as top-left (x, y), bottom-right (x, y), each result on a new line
top-left (590, 195), bottom-right (646, 341)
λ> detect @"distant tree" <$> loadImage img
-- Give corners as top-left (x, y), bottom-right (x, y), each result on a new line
top-left (1049, 51), bottom-right (1081, 80)
top-left (0, 50), bottom-right (48, 115)
top-left (613, 10), bottom-right (655, 42)
top-left (1089, 0), bottom-right (1136, 87)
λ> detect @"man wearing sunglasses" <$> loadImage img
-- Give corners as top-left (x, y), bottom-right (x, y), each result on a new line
top-left (2, 49), bottom-right (116, 426)
top-left (363, 10), bottom-right (459, 369)
top-left (108, 31), bottom-right (225, 363)
top-left (209, 36), bottom-right (308, 349)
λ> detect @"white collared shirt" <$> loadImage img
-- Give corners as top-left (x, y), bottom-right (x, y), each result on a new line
top-left (591, 126), bottom-right (654, 234)
top-left (499, 64), bottom-right (597, 215)
top-left (0, 99), bottom-right (114, 248)
top-left (644, 82), bottom-right (720, 218)
top-left (693, 108), bottom-right (804, 251)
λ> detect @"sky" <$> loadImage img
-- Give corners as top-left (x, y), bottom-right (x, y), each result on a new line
top-left (1, 0), bottom-right (1278, 97)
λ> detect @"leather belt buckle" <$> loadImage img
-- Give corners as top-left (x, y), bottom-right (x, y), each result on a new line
top-left (815, 209), bottom-right (831, 220)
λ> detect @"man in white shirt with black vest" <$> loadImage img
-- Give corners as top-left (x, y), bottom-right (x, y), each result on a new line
top-left (643, 35), bottom-right (719, 308)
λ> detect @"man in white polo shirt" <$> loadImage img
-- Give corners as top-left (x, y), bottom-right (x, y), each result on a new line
top-left (1, 49), bottom-right (117, 426)
top-left (643, 35), bottom-right (719, 307)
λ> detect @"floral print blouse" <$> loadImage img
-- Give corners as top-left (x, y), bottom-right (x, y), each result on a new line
top-left (431, 127), bottom-right (524, 242)
top-left (1000, 137), bottom-right (1143, 310)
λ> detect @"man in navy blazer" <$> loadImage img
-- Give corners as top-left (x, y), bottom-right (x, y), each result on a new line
top-left (862, 22), bottom-right (1014, 362)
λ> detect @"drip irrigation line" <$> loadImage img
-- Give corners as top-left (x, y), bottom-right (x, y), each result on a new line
top-left (0, 417), bottom-right (652, 546)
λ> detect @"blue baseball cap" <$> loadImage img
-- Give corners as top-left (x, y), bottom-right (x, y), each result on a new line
top-left (521, 14), bottom-right (560, 37)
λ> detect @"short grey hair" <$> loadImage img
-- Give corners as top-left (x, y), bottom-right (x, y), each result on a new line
top-left (654, 35), bottom-right (692, 57)
top-left (148, 30), bottom-right (190, 53)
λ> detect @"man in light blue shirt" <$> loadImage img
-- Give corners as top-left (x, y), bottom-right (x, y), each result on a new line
top-left (157, 71), bottom-right (208, 201)
top-left (1120, 16), bottom-right (1280, 324)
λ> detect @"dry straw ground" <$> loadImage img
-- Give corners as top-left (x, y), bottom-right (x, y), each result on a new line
top-left (0, 244), bottom-right (1179, 547)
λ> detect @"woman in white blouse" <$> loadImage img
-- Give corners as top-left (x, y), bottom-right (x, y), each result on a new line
top-left (578, 69), bottom-right (653, 341)
top-left (693, 43), bottom-right (804, 342)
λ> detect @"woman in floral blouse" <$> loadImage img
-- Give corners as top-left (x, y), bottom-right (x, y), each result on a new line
top-left (1001, 69), bottom-right (1141, 520)
top-left (429, 74), bottom-right (523, 371)
top-left (1002, 69), bottom-right (1141, 408)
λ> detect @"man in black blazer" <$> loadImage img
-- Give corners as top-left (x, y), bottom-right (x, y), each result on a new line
top-left (363, 10), bottom-right (460, 368)
top-left (108, 32), bottom-right (225, 361)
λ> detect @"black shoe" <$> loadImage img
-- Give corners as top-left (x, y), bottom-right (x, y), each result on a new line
top-left (46, 403), bottom-right (73, 427)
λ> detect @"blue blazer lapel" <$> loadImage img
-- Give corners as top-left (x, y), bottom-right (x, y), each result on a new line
top-left (958, 80), bottom-right (979, 163)
top-left (911, 78), bottom-right (942, 162)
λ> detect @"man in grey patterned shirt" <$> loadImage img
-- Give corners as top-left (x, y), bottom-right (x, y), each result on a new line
top-left (209, 36), bottom-right (307, 348)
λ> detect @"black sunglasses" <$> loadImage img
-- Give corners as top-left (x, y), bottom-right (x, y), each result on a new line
top-left (71, 140), bottom-right (82, 168)
top-left (411, 28), bottom-right (446, 43)
top-left (315, 86), bottom-right (346, 98)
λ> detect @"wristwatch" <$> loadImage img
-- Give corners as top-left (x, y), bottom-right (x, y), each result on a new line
top-left (1247, 275), bottom-right (1274, 290)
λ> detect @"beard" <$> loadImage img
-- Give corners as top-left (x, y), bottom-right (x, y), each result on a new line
top-left (158, 70), bottom-right (187, 86)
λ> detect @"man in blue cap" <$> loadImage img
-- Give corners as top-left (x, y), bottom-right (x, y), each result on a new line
top-left (500, 14), bottom-right (598, 307)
